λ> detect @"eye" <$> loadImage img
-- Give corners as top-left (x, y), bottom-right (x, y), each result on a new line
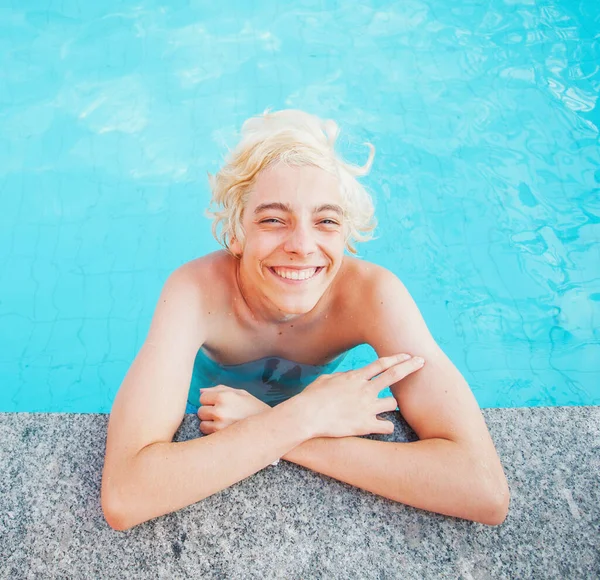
top-left (319, 219), bottom-right (339, 226)
top-left (260, 218), bottom-right (283, 224)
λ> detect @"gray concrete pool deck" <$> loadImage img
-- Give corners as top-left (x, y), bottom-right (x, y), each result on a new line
top-left (1, 406), bottom-right (598, 579)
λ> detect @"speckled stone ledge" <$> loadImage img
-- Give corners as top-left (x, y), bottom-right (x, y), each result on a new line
top-left (0, 407), bottom-right (598, 579)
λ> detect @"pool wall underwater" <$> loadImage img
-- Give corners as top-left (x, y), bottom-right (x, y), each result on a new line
top-left (1, 0), bottom-right (599, 413)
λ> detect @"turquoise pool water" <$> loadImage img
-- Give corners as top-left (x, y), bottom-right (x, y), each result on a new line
top-left (1, 1), bottom-right (598, 413)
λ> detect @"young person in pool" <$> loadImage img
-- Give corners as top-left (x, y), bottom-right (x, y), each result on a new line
top-left (101, 109), bottom-right (509, 531)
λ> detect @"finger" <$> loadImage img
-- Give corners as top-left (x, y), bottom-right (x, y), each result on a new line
top-left (198, 406), bottom-right (216, 421)
top-left (359, 354), bottom-right (413, 381)
top-left (375, 395), bottom-right (399, 414)
top-left (372, 418), bottom-right (395, 435)
top-left (199, 420), bottom-right (216, 435)
top-left (369, 356), bottom-right (425, 391)
top-left (199, 386), bottom-right (229, 405)
top-left (199, 385), bottom-right (229, 394)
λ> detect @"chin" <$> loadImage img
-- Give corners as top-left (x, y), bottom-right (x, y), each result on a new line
top-left (276, 298), bottom-right (319, 317)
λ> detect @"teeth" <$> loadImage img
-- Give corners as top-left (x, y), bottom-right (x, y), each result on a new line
top-left (272, 267), bottom-right (318, 281)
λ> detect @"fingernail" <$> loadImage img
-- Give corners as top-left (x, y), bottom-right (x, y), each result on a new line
top-left (414, 357), bottom-right (425, 365)
top-left (398, 354), bottom-right (411, 361)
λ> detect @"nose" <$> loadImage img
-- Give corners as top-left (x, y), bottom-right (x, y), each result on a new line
top-left (283, 220), bottom-right (317, 257)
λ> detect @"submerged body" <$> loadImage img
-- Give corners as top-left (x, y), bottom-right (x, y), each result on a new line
top-left (188, 345), bottom-right (348, 409)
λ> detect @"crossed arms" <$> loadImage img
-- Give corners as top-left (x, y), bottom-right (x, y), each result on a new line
top-left (101, 264), bottom-right (509, 530)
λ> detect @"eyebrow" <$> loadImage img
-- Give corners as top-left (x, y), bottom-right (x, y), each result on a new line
top-left (254, 202), bottom-right (344, 216)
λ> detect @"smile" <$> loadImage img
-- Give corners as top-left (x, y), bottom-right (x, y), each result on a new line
top-left (269, 266), bottom-right (324, 282)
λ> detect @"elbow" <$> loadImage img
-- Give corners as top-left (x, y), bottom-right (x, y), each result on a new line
top-left (478, 495), bottom-right (509, 526)
top-left (477, 473), bottom-right (510, 526)
top-left (101, 477), bottom-right (136, 532)
top-left (101, 486), bottom-right (128, 531)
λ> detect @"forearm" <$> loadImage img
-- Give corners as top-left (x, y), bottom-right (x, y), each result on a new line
top-left (102, 397), bottom-right (312, 531)
top-left (281, 436), bottom-right (509, 525)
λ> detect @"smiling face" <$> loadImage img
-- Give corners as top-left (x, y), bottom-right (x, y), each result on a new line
top-left (230, 161), bottom-right (346, 323)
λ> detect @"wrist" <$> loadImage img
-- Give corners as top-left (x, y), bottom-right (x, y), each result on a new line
top-left (281, 443), bottom-right (305, 463)
top-left (278, 392), bottom-right (318, 442)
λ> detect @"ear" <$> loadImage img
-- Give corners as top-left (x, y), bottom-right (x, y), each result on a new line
top-left (229, 236), bottom-right (243, 257)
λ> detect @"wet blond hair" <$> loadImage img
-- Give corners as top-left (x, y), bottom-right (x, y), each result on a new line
top-left (207, 108), bottom-right (377, 255)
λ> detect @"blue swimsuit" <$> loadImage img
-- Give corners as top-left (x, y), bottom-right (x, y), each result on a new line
top-left (186, 347), bottom-right (347, 411)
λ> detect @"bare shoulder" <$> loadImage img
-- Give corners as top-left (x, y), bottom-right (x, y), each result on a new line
top-left (178, 250), bottom-right (236, 302)
top-left (336, 257), bottom-right (410, 335)
top-left (180, 250), bottom-right (234, 283)
top-left (338, 255), bottom-right (401, 291)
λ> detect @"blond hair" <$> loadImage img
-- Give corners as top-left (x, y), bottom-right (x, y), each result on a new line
top-left (206, 108), bottom-right (377, 255)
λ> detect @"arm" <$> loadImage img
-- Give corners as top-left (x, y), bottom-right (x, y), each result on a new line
top-left (101, 265), bottom-right (313, 531)
top-left (281, 270), bottom-right (509, 525)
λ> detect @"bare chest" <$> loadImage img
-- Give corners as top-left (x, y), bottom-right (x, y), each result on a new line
top-left (194, 252), bottom-right (369, 366)
top-left (202, 307), bottom-right (361, 366)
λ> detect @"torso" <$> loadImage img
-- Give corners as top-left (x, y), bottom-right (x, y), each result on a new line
top-left (186, 251), bottom-right (378, 367)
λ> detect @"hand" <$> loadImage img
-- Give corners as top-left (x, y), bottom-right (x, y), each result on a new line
top-left (297, 353), bottom-right (426, 439)
top-left (197, 385), bottom-right (271, 435)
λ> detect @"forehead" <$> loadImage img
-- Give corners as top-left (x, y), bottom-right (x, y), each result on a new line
top-left (248, 162), bottom-right (342, 208)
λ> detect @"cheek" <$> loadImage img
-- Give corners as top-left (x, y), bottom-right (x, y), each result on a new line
top-left (327, 234), bottom-right (346, 255)
top-left (253, 241), bottom-right (277, 261)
